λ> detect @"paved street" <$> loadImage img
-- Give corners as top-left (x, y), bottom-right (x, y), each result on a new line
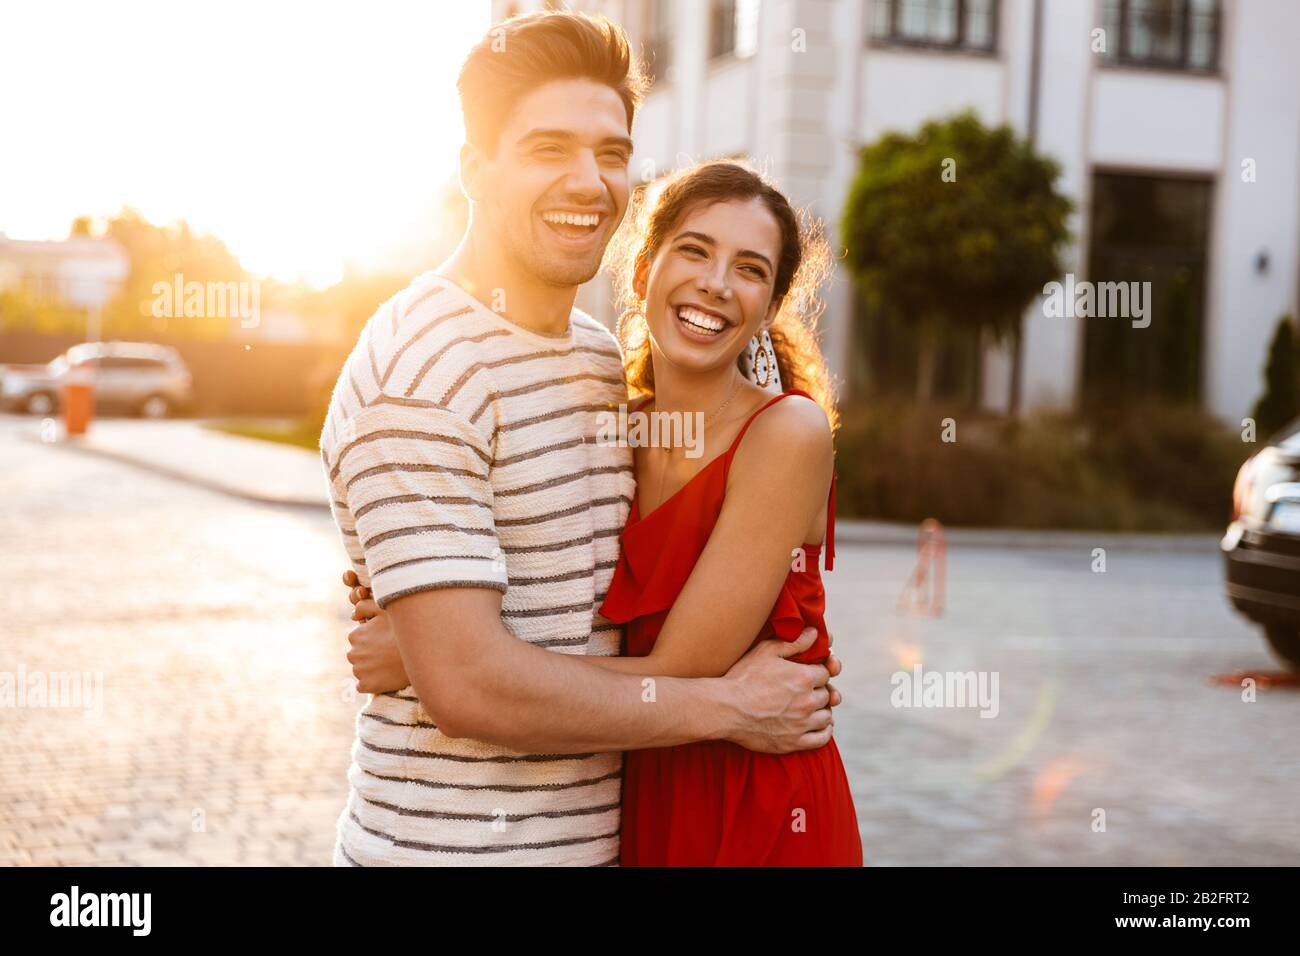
top-left (0, 416), bottom-right (355, 866)
top-left (829, 540), bottom-right (1300, 865)
top-left (2, 413), bottom-right (1298, 866)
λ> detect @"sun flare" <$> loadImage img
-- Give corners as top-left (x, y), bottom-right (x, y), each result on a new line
top-left (0, 0), bottom-right (489, 287)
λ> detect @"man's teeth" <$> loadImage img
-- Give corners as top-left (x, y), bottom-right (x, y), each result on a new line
top-left (677, 306), bottom-right (726, 333)
top-left (542, 212), bottom-right (601, 227)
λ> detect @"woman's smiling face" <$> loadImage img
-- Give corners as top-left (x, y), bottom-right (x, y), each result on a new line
top-left (636, 197), bottom-right (784, 376)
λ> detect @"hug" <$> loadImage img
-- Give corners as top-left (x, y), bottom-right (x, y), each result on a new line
top-left (321, 8), bottom-right (861, 867)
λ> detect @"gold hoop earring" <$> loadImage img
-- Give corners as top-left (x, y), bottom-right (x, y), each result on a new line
top-left (617, 306), bottom-right (648, 351)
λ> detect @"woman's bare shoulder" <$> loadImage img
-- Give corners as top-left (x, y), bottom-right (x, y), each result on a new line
top-left (733, 393), bottom-right (833, 481)
top-left (749, 393), bottom-right (832, 451)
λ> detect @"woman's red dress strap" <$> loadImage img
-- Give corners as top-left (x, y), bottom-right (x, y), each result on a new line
top-left (724, 388), bottom-right (811, 460)
top-left (825, 472), bottom-right (836, 571)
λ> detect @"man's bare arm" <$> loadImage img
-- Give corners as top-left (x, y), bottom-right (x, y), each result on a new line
top-left (343, 569), bottom-right (843, 733)
top-left (380, 585), bottom-right (832, 755)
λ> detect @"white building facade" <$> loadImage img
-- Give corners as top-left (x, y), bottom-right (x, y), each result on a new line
top-left (0, 235), bottom-right (129, 311)
top-left (494, 0), bottom-right (1300, 424)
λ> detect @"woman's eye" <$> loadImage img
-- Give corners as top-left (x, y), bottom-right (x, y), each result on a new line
top-left (741, 265), bottom-right (767, 279)
top-left (679, 245), bottom-right (706, 257)
top-left (535, 145), bottom-right (565, 157)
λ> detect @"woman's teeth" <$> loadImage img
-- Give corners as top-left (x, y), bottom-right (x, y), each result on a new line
top-left (677, 306), bottom-right (727, 336)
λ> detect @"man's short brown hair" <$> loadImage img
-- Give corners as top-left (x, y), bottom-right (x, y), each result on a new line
top-left (458, 10), bottom-right (646, 155)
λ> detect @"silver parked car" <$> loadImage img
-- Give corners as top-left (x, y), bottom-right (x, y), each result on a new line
top-left (0, 341), bottom-right (193, 418)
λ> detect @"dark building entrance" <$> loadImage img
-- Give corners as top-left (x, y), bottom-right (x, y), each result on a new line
top-left (1082, 171), bottom-right (1213, 407)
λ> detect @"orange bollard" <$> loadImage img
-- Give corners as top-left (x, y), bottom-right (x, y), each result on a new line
top-left (62, 380), bottom-right (94, 436)
top-left (896, 518), bottom-right (946, 616)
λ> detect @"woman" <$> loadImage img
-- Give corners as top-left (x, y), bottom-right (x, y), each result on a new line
top-left (348, 160), bottom-right (861, 866)
top-left (578, 160), bottom-right (860, 865)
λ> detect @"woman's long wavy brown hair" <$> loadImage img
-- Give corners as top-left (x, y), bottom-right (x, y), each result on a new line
top-left (607, 160), bottom-right (839, 431)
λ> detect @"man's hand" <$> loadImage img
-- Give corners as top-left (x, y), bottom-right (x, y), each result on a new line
top-left (341, 570), bottom-right (409, 694)
top-left (825, 626), bottom-right (843, 706)
top-left (723, 627), bottom-right (838, 754)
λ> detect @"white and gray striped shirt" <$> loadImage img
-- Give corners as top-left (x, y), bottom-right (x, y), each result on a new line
top-left (320, 273), bottom-right (633, 866)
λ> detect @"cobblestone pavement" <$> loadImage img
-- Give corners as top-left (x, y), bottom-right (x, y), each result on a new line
top-left (2, 414), bottom-right (1298, 865)
top-left (0, 418), bottom-right (357, 866)
top-left (828, 539), bottom-right (1300, 865)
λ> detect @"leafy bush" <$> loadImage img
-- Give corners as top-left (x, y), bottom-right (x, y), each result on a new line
top-left (833, 401), bottom-right (1248, 531)
top-left (1250, 316), bottom-right (1299, 440)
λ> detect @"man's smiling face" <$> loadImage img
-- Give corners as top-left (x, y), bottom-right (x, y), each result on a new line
top-left (471, 78), bottom-right (632, 288)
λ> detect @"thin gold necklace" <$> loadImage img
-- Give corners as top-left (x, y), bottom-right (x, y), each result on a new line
top-left (702, 375), bottom-right (741, 427)
top-left (651, 375), bottom-right (741, 510)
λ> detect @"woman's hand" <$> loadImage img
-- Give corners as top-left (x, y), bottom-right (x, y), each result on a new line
top-left (343, 570), bottom-right (376, 620)
top-left (341, 570), bottom-right (409, 693)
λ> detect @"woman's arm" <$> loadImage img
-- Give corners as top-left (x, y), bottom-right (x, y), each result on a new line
top-left (585, 395), bottom-right (834, 679)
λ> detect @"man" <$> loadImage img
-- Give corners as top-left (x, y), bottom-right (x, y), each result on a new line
top-left (320, 10), bottom-right (838, 867)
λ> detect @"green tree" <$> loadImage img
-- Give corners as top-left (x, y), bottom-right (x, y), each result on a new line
top-left (102, 209), bottom-right (247, 340)
top-left (0, 285), bottom-right (84, 335)
top-left (1250, 315), bottom-right (1300, 439)
top-left (841, 110), bottom-right (1073, 404)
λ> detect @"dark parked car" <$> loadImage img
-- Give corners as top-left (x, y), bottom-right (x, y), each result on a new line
top-left (0, 341), bottom-right (193, 418)
top-left (1222, 417), bottom-right (1300, 668)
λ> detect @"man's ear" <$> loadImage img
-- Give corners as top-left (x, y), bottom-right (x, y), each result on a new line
top-left (459, 142), bottom-right (487, 203)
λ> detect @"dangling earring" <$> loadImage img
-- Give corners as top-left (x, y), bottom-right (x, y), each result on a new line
top-left (744, 329), bottom-right (782, 393)
top-left (617, 306), bottom-right (648, 351)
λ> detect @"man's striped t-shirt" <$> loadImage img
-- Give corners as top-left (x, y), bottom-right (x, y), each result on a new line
top-left (319, 272), bottom-right (633, 866)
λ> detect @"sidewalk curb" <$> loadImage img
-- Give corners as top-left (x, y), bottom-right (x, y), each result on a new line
top-left (31, 428), bottom-right (1225, 552)
top-left (833, 519), bottom-right (1221, 554)
top-left (31, 430), bottom-right (330, 512)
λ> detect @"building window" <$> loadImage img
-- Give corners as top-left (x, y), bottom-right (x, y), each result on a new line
top-left (710, 0), bottom-right (760, 61)
top-left (869, 0), bottom-right (998, 53)
top-left (643, 0), bottom-right (674, 83)
top-left (1082, 172), bottom-right (1213, 407)
top-left (1099, 0), bottom-right (1220, 72)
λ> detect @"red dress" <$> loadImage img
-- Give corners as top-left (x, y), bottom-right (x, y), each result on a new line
top-left (599, 390), bottom-right (863, 866)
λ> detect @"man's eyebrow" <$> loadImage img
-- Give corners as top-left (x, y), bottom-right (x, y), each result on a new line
top-left (518, 128), bottom-right (575, 144)
top-left (673, 231), bottom-right (774, 270)
top-left (517, 129), bottom-right (634, 151)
